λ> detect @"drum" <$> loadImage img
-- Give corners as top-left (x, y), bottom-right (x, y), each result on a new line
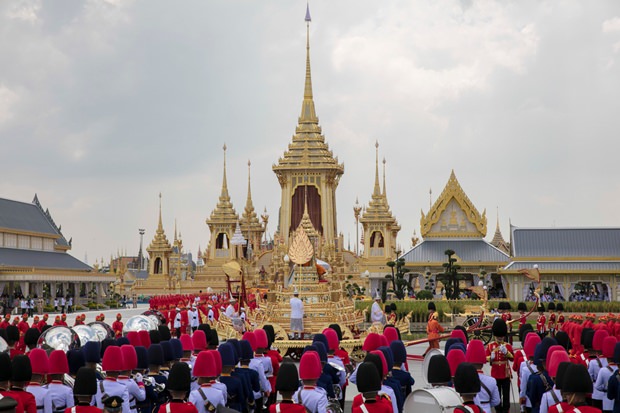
top-left (88, 321), bottom-right (115, 341)
top-left (123, 315), bottom-right (158, 334)
top-left (403, 387), bottom-right (463, 413)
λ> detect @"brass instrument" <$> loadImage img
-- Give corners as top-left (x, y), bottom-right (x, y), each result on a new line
top-left (36, 326), bottom-right (80, 352)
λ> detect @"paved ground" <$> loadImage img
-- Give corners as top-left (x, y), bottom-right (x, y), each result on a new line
top-left (52, 305), bottom-right (522, 412)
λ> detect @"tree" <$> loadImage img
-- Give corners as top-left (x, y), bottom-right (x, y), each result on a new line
top-left (385, 257), bottom-right (412, 300)
top-left (437, 249), bottom-right (465, 299)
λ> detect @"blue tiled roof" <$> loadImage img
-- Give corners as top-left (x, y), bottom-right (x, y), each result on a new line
top-left (0, 198), bottom-right (58, 235)
top-left (401, 239), bottom-right (510, 263)
top-left (0, 248), bottom-right (91, 271)
top-left (503, 261), bottom-right (620, 271)
top-left (511, 227), bottom-right (620, 257)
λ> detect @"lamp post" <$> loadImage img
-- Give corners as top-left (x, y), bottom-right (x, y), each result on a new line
top-left (353, 198), bottom-right (362, 256)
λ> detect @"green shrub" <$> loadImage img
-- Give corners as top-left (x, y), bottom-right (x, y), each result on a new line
top-left (43, 305), bottom-right (55, 313)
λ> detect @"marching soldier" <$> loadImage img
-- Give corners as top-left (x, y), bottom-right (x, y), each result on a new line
top-left (293, 352), bottom-right (328, 413)
top-left (590, 330), bottom-right (610, 410)
top-left (537, 305), bottom-right (547, 338)
top-left (68, 368), bottom-right (101, 413)
top-left (526, 337), bottom-right (556, 413)
top-left (556, 304), bottom-right (565, 332)
top-left (145, 345), bottom-right (168, 413)
top-left (94, 346), bottom-right (130, 413)
top-left (540, 349), bottom-right (569, 413)
top-left (216, 343), bottom-right (246, 413)
top-left (47, 350), bottom-right (74, 413)
top-left (562, 364), bottom-right (600, 413)
top-left (118, 346), bottom-right (146, 413)
top-left (466, 339), bottom-right (500, 413)
top-left (25, 349), bottom-right (52, 413)
top-left (188, 352), bottom-right (225, 413)
top-left (454, 363), bottom-right (484, 413)
top-left (9, 355), bottom-right (36, 413)
top-left (548, 303), bottom-right (557, 337)
top-left (351, 362), bottom-right (392, 413)
top-left (269, 362), bottom-right (307, 413)
top-left (157, 363), bottom-right (197, 413)
top-left (487, 319), bottom-right (514, 413)
top-left (112, 315), bottom-right (123, 339)
top-left (593, 338), bottom-right (617, 413)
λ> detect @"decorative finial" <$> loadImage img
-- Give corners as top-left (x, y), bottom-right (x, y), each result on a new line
top-left (429, 188), bottom-right (432, 209)
top-left (382, 157), bottom-right (387, 198)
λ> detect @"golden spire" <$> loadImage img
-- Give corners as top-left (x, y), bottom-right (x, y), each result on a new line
top-left (149, 193), bottom-right (172, 252)
top-left (241, 160), bottom-right (263, 239)
top-left (300, 3), bottom-right (317, 124)
top-left (174, 218), bottom-right (178, 241)
top-left (373, 141), bottom-right (381, 197)
top-left (382, 156), bottom-right (387, 199)
top-left (221, 144), bottom-right (230, 200)
top-left (206, 144), bottom-right (239, 231)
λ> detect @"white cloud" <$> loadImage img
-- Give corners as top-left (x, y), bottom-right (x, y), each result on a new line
top-left (5, 0), bottom-right (41, 23)
top-left (602, 17), bottom-right (620, 33)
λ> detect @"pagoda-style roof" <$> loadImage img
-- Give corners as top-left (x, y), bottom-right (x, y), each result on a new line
top-left (147, 195), bottom-right (172, 253)
top-left (420, 170), bottom-right (487, 239)
top-left (401, 239), bottom-right (509, 264)
top-left (207, 145), bottom-right (239, 228)
top-left (272, 16), bottom-right (344, 179)
top-left (360, 143), bottom-right (400, 231)
top-left (0, 195), bottom-right (70, 249)
top-left (511, 226), bottom-right (620, 258)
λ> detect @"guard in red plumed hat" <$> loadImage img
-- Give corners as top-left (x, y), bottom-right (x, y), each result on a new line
top-left (25, 348), bottom-right (50, 410)
top-left (96, 346), bottom-right (130, 411)
top-left (112, 313), bottom-right (123, 338)
top-left (46, 350), bottom-right (72, 410)
top-left (466, 340), bottom-right (499, 413)
top-left (296, 352), bottom-right (326, 413)
top-left (188, 351), bottom-right (225, 409)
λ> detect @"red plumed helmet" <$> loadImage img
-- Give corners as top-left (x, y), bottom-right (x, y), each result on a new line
top-left (102, 346), bottom-right (124, 372)
top-left (546, 345), bottom-right (566, 362)
top-left (28, 348), bottom-right (49, 375)
top-left (362, 333), bottom-right (381, 352)
top-left (465, 339), bottom-right (487, 364)
top-left (253, 329), bottom-right (268, 349)
top-left (593, 329), bottom-right (609, 351)
top-left (378, 335), bottom-right (389, 348)
top-left (126, 331), bottom-right (141, 347)
top-left (138, 330), bottom-right (151, 349)
top-left (193, 351), bottom-right (217, 378)
top-left (602, 336), bottom-right (617, 359)
top-left (48, 350), bottom-right (69, 375)
top-left (120, 345), bottom-right (137, 371)
top-left (180, 334), bottom-right (194, 351)
top-left (192, 330), bottom-right (207, 351)
top-left (447, 348), bottom-right (466, 377)
top-left (524, 333), bottom-right (541, 359)
top-left (299, 351), bottom-right (322, 380)
top-left (323, 328), bottom-right (339, 351)
top-left (242, 331), bottom-right (257, 352)
top-left (209, 350), bottom-right (222, 376)
top-left (116, 313), bottom-right (122, 320)
top-left (370, 350), bottom-right (388, 376)
top-left (547, 350), bottom-right (570, 378)
top-left (383, 327), bottom-right (399, 344)
top-left (450, 329), bottom-right (467, 345)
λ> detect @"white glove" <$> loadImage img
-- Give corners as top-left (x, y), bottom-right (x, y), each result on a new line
top-left (490, 352), bottom-right (496, 361)
top-left (500, 345), bottom-right (507, 355)
top-left (134, 373), bottom-right (143, 383)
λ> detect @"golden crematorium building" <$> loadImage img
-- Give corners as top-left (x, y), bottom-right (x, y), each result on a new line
top-left (0, 195), bottom-right (115, 305)
top-left (130, 10), bottom-right (620, 303)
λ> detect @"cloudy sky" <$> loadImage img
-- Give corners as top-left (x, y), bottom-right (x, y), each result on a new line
top-left (2, 1), bottom-right (620, 266)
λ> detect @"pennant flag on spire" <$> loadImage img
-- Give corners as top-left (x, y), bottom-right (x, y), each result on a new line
top-left (305, 3), bottom-right (311, 22)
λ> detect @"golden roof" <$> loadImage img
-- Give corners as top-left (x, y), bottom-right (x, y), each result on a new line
top-left (420, 170), bottom-right (487, 238)
top-left (147, 194), bottom-right (172, 253)
top-left (207, 145), bottom-right (239, 228)
top-left (272, 17), bottom-right (344, 179)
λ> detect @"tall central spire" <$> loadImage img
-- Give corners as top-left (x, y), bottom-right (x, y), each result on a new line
top-left (220, 144), bottom-right (230, 200)
top-left (373, 141), bottom-right (381, 197)
top-left (300, 3), bottom-right (317, 124)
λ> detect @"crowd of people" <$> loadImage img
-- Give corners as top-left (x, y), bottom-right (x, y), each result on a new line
top-left (2, 294), bottom-right (620, 413)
